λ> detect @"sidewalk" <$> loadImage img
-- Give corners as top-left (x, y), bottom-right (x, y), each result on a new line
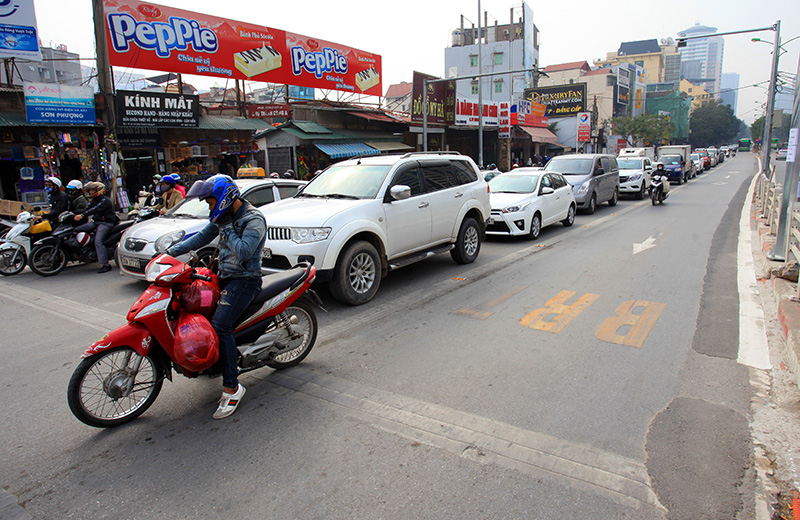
top-left (749, 165), bottom-right (800, 517)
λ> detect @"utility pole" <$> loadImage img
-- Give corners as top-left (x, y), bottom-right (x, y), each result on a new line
top-left (477, 0), bottom-right (483, 167)
top-left (92, 0), bottom-right (114, 132)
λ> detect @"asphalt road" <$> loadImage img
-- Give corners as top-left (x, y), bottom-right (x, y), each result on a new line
top-left (0, 154), bottom-right (763, 519)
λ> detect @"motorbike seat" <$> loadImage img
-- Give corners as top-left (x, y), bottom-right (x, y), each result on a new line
top-left (250, 267), bottom-right (307, 305)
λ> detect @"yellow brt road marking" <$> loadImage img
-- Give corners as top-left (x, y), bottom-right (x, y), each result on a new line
top-left (452, 286), bottom-right (528, 320)
top-left (595, 300), bottom-right (667, 348)
top-left (520, 290), bottom-right (600, 333)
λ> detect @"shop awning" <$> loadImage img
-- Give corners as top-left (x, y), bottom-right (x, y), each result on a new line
top-left (367, 141), bottom-right (413, 152)
top-left (315, 142), bottom-right (381, 159)
top-left (349, 111), bottom-right (401, 123)
top-left (197, 116), bottom-right (272, 131)
top-left (517, 126), bottom-right (558, 144)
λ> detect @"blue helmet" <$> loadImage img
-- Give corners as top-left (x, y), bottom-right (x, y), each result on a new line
top-left (161, 174), bottom-right (177, 186)
top-left (186, 174), bottom-right (240, 223)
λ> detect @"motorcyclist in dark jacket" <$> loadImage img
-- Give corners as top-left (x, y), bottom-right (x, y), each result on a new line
top-left (39, 176), bottom-right (69, 224)
top-left (65, 180), bottom-right (88, 213)
top-left (73, 182), bottom-right (119, 273)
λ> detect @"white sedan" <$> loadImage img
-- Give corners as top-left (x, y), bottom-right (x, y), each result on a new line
top-left (487, 169), bottom-right (576, 240)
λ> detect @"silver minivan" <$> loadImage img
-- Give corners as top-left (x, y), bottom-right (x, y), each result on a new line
top-left (544, 154), bottom-right (620, 214)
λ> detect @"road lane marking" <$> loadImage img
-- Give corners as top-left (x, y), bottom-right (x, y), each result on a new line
top-left (594, 300), bottom-right (667, 348)
top-left (633, 235), bottom-right (657, 255)
top-left (520, 290), bottom-right (600, 333)
top-left (451, 286), bottom-right (528, 319)
top-left (259, 368), bottom-right (665, 512)
top-left (738, 174), bottom-right (771, 369)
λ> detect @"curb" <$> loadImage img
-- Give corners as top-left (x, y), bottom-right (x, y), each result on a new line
top-left (0, 488), bottom-right (30, 520)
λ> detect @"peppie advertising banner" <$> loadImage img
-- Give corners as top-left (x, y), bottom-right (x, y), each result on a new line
top-left (103, 0), bottom-right (382, 95)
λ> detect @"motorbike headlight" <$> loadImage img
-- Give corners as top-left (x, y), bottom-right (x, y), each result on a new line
top-left (291, 227), bottom-right (331, 244)
top-left (503, 202), bottom-right (530, 214)
top-left (574, 181), bottom-right (590, 195)
top-left (144, 257), bottom-right (172, 282)
top-left (154, 230), bottom-right (185, 253)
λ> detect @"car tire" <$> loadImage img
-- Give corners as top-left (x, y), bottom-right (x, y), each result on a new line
top-left (450, 217), bottom-right (481, 264)
top-left (608, 188), bottom-right (618, 207)
top-left (527, 213), bottom-right (541, 240)
top-left (330, 241), bottom-right (381, 306)
top-left (636, 184), bottom-right (646, 200)
top-left (562, 204), bottom-right (575, 227)
top-left (585, 193), bottom-right (597, 215)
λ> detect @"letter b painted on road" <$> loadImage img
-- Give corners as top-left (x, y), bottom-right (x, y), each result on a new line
top-left (594, 300), bottom-right (667, 348)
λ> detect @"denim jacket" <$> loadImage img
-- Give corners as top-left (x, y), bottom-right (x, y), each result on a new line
top-left (168, 201), bottom-right (266, 279)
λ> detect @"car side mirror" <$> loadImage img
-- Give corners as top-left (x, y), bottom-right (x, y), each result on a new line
top-left (389, 185), bottom-right (411, 201)
top-left (540, 186), bottom-right (555, 195)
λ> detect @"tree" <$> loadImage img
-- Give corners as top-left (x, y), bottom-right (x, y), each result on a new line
top-left (689, 100), bottom-right (742, 147)
top-left (611, 114), bottom-right (674, 146)
top-left (750, 116), bottom-right (765, 144)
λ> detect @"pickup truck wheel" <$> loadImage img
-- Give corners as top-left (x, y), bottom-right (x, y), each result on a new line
top-left (450, 217), bottom-right (481, 264)
top-left (330, 241), bottom-right (380, 306)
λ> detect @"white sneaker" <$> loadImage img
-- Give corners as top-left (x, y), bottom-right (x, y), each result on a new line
top-left (213, 384), bottom-right (245, 419)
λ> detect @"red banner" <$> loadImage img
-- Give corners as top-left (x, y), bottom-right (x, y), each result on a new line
top-left (247, 104), bottom-right (290, 119)
top-left (103, 0), bottom-right (382, 95)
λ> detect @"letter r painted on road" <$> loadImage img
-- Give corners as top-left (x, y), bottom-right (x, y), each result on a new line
top-left (520, 290), bottom-right (600, 333)
top-left (594, 300), bottom-right (667, 348)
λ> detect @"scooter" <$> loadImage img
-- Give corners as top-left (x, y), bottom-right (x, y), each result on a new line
top-left (67, 254), bottom-right (320, 427)
top-left (650, 166), bottom-right (670, 205)
top-left (28, 212), bottom-right (137, 277)
top-left (0, 212), bottom-right (53, 276)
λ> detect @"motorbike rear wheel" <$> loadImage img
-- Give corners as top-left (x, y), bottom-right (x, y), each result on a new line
top-left (29, 244), bottom-right (67, 276)
top-left (67, 346), bottom-right (164, 428)
top-left (0, 247), bottom-right (26, 276)
top-left (265, 298), bottom-right (318, 370)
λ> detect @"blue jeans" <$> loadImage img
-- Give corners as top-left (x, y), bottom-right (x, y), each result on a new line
top-left (211, 277), bottom-right (262, 389)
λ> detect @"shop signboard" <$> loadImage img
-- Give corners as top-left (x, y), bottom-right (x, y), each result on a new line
top-left (103, 0), bottom-right (382, 95)
top-left (0, 0), bottom-right (41, 61)
top-left (523, 84), bottom-right (586, 117)
top-left (576, 112), bottom-right (591, 143)
top-left (499, 102), bottom-right (510, 138)
top-left (116, 90), bottom-right (199, 128)
top-left (24, 82), bottom-right (96, 125)
top-left (118, 126), bottom-right (161, 148)
top-left (455, 97), bottom-right (499, 127)
top-left (410, 71), bottom-right (455, 126)
top-left (616, 85), bottom-right (630, 106)
top-left (248, 104), bottom-right (290, 119)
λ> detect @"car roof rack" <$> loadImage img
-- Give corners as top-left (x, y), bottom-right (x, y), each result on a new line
top-left (401, 151), bottom-right (462, 158)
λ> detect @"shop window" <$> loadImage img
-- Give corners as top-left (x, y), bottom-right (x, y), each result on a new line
top-left (494, 81), bottom-right (503, 94)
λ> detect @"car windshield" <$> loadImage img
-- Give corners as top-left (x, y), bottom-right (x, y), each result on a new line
top-left (544, 158), bottom-right (593, 175)
top-left (164, 198), bottom-right (208, 219)
top-left (617, 159), bottom-right (643, 169)
top-left (488, 174), bottom-right (539, 193)
top-left (299, 164), bottom-right (391, 199)
top-left (661, 155), bottom-right (681, 165)
top-left (691, 154), bottom-right (700, 160)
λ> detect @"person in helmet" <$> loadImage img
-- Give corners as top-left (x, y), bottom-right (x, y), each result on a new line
top-left (73, 182), bottom-right (119, 273)
top-left (164, 174), bottom-right (266, 419)
top-left (65, 180), bottom-right (88, 213)
top-left (37, 176), bottom-right (69, 224)
top-left (153, 174), bottom-right (184, 214)
top-left (283, 169), bottom-right (295, 179)
top-left (170, 173), bottom-right (186, 197)
top-left (148, 174), bottom-right (162, 194)
top-left (269, 172), bottom-right (280, 178)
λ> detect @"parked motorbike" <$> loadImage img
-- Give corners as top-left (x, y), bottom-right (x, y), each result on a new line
top-left (0, 212), bottom-right (53, 276)
top-left (67, 254), bottom-right (320, 427)
top-left (650, 165), bottom-right (670, 205)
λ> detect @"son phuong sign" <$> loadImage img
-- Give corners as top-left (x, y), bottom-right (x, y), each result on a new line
top-left (523, 84), bottom-right (586, 116)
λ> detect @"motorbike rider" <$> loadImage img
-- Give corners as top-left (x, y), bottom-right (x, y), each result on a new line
top-left (37, 176), bottom-right (69, 225)
top-left (73, 181), bottom-right (119, 274)
top-left (153, 174), bottom-right (184, 215)
top-left (283, 169), bottom-right (295, 179)
top-left (164, 174), bottom-right (266, 419)
top-left (171, 173), bottom-right (187, 197)
top-left (65, 180), bottom-right (88, 213)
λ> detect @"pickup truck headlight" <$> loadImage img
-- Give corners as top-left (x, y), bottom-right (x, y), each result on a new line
top-left (154, 230), bottom-right (185, 253)
top-left (628, 174), bottom-right (642, 182)
top-left (292, 227), bottom-right (331, 244)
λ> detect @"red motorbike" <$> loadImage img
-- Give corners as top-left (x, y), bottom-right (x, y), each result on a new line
top-left (68, 254), bottom-right (321, 428)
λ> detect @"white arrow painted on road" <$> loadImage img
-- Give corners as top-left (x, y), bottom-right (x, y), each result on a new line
top-left (633, 235), bottom-right (657, 254)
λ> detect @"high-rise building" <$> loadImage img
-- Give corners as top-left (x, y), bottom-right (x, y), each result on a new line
top-left (720, 73), bottom-right (739, 113)
top-left (678, 24), bottom-right (724, 99)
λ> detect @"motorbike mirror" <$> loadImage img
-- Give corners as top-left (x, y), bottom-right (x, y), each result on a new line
top-left (189, 251), bottom-right (199, 263)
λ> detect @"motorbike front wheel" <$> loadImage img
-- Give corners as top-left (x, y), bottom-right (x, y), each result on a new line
top-left (67, 346), bottom-right (164, 428)
top-left (29, 244), bottom-right (67, 276)
top-left (651, 189), bottom-right (658, 206)
top-left (265, 298), bottom-right (318, 370)
top-left (0, 247), bottom-right (26, 276)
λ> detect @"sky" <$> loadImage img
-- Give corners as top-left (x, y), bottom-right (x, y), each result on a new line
top-left (32, 0), bottom-right (800, 124)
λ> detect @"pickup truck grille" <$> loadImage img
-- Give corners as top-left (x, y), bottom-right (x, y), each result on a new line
top-left (267, 227), bottom-right (292, 240)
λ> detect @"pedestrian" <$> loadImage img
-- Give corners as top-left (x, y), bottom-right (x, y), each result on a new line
top-left (164, 174), bottom-right (267, 419)
top-left (65, 180), bottom-right (88, 213)
top-left (37, 176), bottom-right (69, 225)
top-left (73, 182), bottom-right (119, 273)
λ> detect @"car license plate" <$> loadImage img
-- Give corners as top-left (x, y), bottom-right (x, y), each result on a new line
top-left (262, 247), bottom-right (272, 259)
top-left (121, 255), bottom-right (140, 268)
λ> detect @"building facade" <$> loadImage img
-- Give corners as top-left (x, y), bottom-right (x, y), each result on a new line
top-left (678, 24), bottom-right (724, 100)
top-left (720, 73), bottom-right (739, 112)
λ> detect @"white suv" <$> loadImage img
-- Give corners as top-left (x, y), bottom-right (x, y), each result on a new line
top-left (260, 152), bottom-right (491, 305)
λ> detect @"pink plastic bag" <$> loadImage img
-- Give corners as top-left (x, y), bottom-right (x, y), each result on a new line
top-left (180, 278), bottom-right (220, 318)
top-left (174, 312), bottom-right (219, 372)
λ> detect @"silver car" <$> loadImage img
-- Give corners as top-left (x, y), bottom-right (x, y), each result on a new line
top-left (544, 154), bottom-right (620, 214)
